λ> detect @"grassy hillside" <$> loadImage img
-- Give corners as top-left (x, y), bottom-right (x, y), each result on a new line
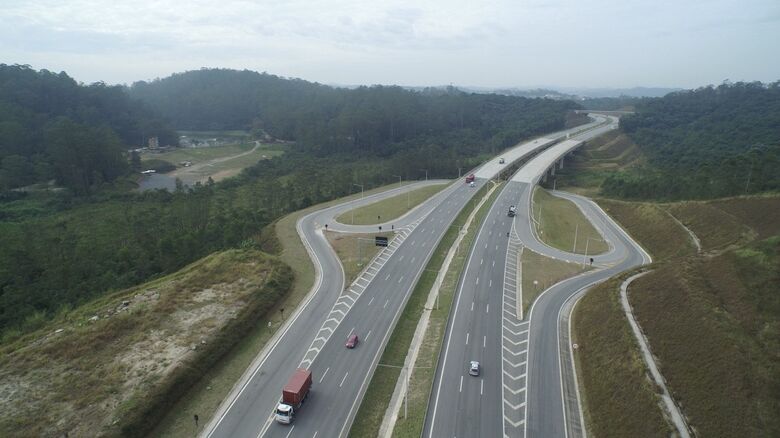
top-left (629, 235), bottom-right (779, 436)
top-left (0, 249), bottom-right (292, 437)
top-left (551, 130), bottom-right (643, 197)
top-left (574, 193), bottom-right (780, 436)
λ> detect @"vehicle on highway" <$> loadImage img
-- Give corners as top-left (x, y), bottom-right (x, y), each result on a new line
top-left (346, 333), bottom-right (359, 349)
top-left (465, 173), bottom-right (475, 183)
top-left (508, 205), bottom-right (517, 217)
top-left (499, 157), bottom-right (505, 164)
top-left (275, 368), bottom-right (312, 424)
top-left (469, 181), bottom-right (476, 188)
top-left (469, 361), bottom-right (480, 376)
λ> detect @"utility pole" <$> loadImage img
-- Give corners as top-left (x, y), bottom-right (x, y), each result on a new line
top-left (573, 223), bottom-right (579, 253)
top-left (352, 183), bottom-right (364, 225)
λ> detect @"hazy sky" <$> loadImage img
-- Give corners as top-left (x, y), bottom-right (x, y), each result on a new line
top-left (1, 0), bottom-right (778, 89)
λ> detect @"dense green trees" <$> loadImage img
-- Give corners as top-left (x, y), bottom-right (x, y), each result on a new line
top-left (130, 69), bottom-right (579, 156)
top-left (0, 64), bottom-right (177, 191)
top-left (602, 82), bottom-right (780, 200)
top-left (0, 66), bottom-right (579, 339)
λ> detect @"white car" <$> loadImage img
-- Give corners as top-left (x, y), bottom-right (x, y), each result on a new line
top-left (499, 158), bottom-right (505, 164)
top-left (469, 361), bottom-right (480, 376)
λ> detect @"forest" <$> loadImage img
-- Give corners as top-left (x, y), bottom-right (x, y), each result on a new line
top-left (0, 65), bottom-right (177, 193)
top-left (602, 81), bottom-right (780, 200)
top-left (0, 67), bottom-right (578, 340)
top-left (129, 68), bottom-right (579, 155)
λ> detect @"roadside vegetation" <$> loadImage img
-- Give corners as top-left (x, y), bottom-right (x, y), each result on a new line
top-left (335, 183), bottom-right (448, 225)
top-left (572, 273), bottom-right (673, 437)
top-left (326, 231), bottom-right (394, 283)
top-left (552, 130), bottom-right (643, 197)
top-left (349, 182), bottom-right (499, 437)
top-left (520, 248), bottom-right (585, 314)
top-left (152, 183), bottom-right (415, 436)
top-left (1, 66), bottom-right (579, 345)
top-left (0, 249), bottom-right (293, 438)
top-left (531, 187), bottom-right (609, 255)
top-left (572, 178), bottom-right (780, 436)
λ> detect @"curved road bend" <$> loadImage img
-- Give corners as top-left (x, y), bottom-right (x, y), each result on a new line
top-left (425, 115), bottom-right (651, 438)
top-left (204, 119), bottom-right (609, 438)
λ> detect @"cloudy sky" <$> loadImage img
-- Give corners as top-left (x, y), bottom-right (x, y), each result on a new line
top-left (1, 0), bottom-right (778, 88)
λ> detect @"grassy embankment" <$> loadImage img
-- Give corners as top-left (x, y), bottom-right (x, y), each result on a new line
top-left (619, 196), bottom-right (780, 437)
top-left (0, 249), bottom-right (292, 438)
top-left (552, 130), bottom-right (643, 197)
top-left (520, 248), bottom-right (585, 315)
top-left (568, 147), bottom-right (780, 436)
top-left (532, 187), bottom-right (609, 255)
top-left (349, 182), bottom-right (499, 437)
top-left (153, 181), bottom-right (426, 437)
top-left (326, 231), bottom-right (394, 284)
top-left (335, 183), bottom-right (448, 225)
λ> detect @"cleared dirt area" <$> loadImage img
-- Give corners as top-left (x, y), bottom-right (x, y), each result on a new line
top-left (0, 249), bottom-right (292, 437)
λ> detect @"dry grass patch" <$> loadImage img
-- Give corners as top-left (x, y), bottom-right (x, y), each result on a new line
top-left (572, 274), bottom-right (672, 437)
top-left (629, 237), bottom-right (779, 437)
top-left (521, 248), bottom-right (586, 314)
top-left (326, 231), bottom-right (394, 284)
top-left (0, 250), bottom-right (292, 438)
top-left (597, 199), bottom-right (695, 260)
top-left (664, 201), bottom-right (752, 251)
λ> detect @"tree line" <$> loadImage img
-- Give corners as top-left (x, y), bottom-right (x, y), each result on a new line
top-left (129, 68), bottom-right (579, 156)
top-left (602, 81), bottom-right (780, 200)
top-left (0, 64), bottom-right (177, 193)
top-left (1, 67), bottom-right (580, 339)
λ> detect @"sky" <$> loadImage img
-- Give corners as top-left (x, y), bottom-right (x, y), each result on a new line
top-left (1, 0), bottom-right (778, 89)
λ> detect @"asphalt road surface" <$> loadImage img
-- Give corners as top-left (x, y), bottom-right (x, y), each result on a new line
top-left (424, 115), bottom-right (650, 438)
top-left (203, 117), bottom-right (611, 438)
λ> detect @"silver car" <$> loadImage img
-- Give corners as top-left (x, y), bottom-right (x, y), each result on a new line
top-left (469, 361), bottom-right (480, 376)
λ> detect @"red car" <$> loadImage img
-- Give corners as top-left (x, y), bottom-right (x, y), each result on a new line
top-left (346, 333), bottom-right (359, 349)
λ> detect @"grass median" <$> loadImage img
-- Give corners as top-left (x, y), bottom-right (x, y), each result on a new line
top-left (532, 187), bottom-right (609, 255)
top-left (347, 181), bottom-right (501, 437)
top-left (326, 231), bottom-right (394, 284)
top-left (520, 248), bottom-right (586, 315)
top-left (336, 183), bottom-right (448, 225)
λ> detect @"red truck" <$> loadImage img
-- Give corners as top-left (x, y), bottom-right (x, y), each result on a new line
top-left (465, 173), bottom-right (475, 183)
top-left (275, 368), bottom-right (313, 424)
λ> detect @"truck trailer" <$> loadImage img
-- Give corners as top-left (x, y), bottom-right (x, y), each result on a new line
top-left (275, 368), bottom-right (313, 424)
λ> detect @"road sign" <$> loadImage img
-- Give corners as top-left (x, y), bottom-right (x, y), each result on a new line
top-left (375, 236), bottom-right (389, 247)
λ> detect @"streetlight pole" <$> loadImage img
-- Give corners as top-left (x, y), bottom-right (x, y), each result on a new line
top-left (573, 223), bottom-right (579, 253)
top-left (419, 168), bottom-right (428, 181)
top-left (352, 183), bottom-right (364, 225)
top-left (392, 174), bottom-right (402, 188)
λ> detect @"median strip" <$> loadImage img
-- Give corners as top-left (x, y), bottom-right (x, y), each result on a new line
top-left (350, 181), bottom-right (500, 437)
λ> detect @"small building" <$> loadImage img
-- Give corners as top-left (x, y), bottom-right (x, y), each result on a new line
top-left (148, 137), bottom-right (159, 149)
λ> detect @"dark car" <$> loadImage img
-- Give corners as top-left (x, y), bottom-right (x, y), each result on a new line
top-left (346, 333), bottom-right (359, 349)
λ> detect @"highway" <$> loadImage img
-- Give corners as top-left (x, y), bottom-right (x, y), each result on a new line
top-left (424, 115), bottom-right (651, 438)
top-left (203, 117), bottom-right (610, 438)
